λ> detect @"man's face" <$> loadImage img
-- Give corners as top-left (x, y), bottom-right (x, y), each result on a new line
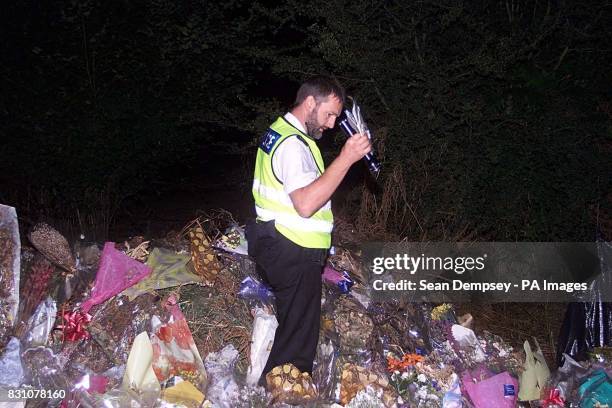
top-left (305, 94), bottom-right (343, 140)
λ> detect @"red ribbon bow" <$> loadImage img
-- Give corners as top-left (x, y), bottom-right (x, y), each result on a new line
top-left (542, 388), bottom-right (565, 407)
top-left (57, 310), bottom-right (92, 342)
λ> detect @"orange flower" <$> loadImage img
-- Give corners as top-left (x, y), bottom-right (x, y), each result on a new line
top-left (402, 353), bottom-right (424, 366)
top-left (387, 353), bottom-right (424, 373)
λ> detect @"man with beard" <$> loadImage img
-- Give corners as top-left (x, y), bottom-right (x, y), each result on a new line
top-left (247, 76), bottom-right (371, 384)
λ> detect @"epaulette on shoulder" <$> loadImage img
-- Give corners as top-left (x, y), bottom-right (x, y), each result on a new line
top-left (294, 134), bottom-right (309, 147)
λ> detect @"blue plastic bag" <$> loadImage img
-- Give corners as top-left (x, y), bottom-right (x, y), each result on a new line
top-left (237, 276), bottom-right (274, 304)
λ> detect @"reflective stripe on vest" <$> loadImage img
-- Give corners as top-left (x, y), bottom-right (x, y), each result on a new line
top-left (252, 117), bottom-right (333, 249)
top-left (255, 206), bottom-right (333, 233)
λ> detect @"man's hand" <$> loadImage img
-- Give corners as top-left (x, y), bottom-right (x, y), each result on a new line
top-left (338, 133), bottom-right (372, 166)
top-left (289, 133), bottom-right (372, 218)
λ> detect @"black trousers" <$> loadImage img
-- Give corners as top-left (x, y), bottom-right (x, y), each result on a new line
top-left (246, 220), bottom-right (327, 379)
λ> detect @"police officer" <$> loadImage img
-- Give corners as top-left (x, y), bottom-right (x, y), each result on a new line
top-left (247, 76), bottom-right (372, 382)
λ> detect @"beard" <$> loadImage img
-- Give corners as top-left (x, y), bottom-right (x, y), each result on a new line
top-left (305, 107), bottom-right (324, 140)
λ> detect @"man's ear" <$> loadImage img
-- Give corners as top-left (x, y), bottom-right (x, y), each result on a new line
top-left (305, 95), bottom-right (316, 110)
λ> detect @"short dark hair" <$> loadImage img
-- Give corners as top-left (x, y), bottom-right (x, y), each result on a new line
top-left (294, 75), bottom-right (345, 107)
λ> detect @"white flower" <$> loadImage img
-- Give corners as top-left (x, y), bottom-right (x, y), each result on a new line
top-left (394, 370), bottom-right (400, 376)
top-left (428, 393), bottom-right (440, 401)
top-left (416, 388), bottom-right (428, 400)
top-left (401, 372), bottom-right (410, 380)
top-left (417, 374), bottom-right (427, 383)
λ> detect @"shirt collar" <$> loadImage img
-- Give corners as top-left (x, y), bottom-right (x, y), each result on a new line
top-left (283, 112), bottom-right (306, 134)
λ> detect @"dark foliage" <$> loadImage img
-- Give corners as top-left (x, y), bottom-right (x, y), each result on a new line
top-left (1, 0), bottom-right (610, 240)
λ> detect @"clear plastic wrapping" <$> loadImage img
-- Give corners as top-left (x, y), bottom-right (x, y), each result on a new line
top-left (338, 361), bottom-right (396, 406)
top-left (0, 205), bottom-right (20, 347)
top-left (449, 324), bottom-right (487, 368)
top-left (61, 373), bottom-right (110, 408)
top-left (121, 331), bottom-right (161, 407)
top-left (17, 256), bottom-right (55, 333)
top-left (334, 296), bottom-right (373, 350)
top-left (0, 337), bottom-right (24, 387)
top-left (21, 296), bottom-right (56, 348)
top-left (213, 224), bottom-right (249, 256)
top-left (442, 373), bottom-right (463, 408)
top-left (150, 312), bottom-right (207, 390)
top-left (313, 338), bottom-right (339, 402)
top-left (88, 293), bottom-right (160, 367)
top-left (204, 344), bottom-right (240, 408)
top-left (265, 362), bottom-right (318, 405)
top-left (246, 306), bottom-right (278, 387)
top-left (540, 353), bottom-right (588, 407)
top-left (345, 386), bottom-right (388, 407)
top-left (21, 346), bottom-right (70, 405)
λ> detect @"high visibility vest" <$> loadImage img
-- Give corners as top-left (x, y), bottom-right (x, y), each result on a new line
top-left (252, 117), bottom-right (333, 249)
